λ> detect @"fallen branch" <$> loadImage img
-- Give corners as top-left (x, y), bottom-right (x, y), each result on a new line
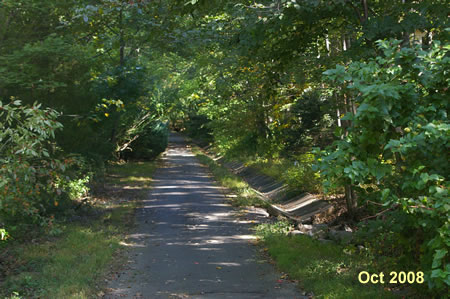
top-left (366, 200), bottom-right (384, 206)
top-left (408, 205), bottom-right (435, 211)
top-left (361, 204), bottom-right (399, 221)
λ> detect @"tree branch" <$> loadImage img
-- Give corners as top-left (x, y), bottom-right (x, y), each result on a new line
top-left (361, 204), bottom-right (398, 221)
top-left (345, 0), bottom-right (364, 24)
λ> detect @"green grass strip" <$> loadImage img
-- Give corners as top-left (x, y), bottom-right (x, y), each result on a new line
top-left (192, 146), bottom-right (269, 209)
top-left (2, 161), bottom-right (157, 299)
top-left (258, 230), bottom-right (397, 299)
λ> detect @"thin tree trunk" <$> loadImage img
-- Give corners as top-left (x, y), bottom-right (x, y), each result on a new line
top-left (345, 185), bottom-right (357, 215)
top-left (361, 0), bottom-right (368, 23)
top-left (119, 8), bottom-right (125, 67)
top-left (111, 6), bottom-right (126, 148)
top-left (342, 63), bottom-right (358, 217)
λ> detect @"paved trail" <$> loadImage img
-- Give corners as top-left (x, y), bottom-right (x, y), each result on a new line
top-left (106, 134), bottom-right (303, 299)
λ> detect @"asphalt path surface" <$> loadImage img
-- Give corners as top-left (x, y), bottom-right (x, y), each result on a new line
top-left (105, 134), bottom-right (304, 299)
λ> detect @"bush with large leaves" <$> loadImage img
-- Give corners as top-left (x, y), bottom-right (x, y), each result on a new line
top-left (0, 100), bottom-right (87, 237)
top-left (314, 39), bottom-right (449, 291)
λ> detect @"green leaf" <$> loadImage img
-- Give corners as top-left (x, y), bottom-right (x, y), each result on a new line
top-left (384, 139), bottom-right (401, 150)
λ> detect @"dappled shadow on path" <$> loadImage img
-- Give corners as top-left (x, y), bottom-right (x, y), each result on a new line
top-left (106, 133), bottom-right (304, 299)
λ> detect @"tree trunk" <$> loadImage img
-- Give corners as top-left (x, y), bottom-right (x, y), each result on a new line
top-left (111, 6), bottom-right (126, 149)
top-left (345, 184), bottom-right (358, 217)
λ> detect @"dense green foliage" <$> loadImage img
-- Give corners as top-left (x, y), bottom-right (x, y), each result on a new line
top-left (0, 0), bottom-right (173, 236)
top-left (1, 0), bottom-right (448, 295)
top-left (315, 39), bottom-right (449, 290)
top-left (0, 101), bottom-right (83, 231)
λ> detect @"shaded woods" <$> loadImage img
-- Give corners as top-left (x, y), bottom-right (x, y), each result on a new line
top-left (0, 0), bottom-right (448, 297)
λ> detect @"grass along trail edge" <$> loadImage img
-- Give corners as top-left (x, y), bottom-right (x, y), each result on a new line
top-left (1, 161), bottom-right (158, 299)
